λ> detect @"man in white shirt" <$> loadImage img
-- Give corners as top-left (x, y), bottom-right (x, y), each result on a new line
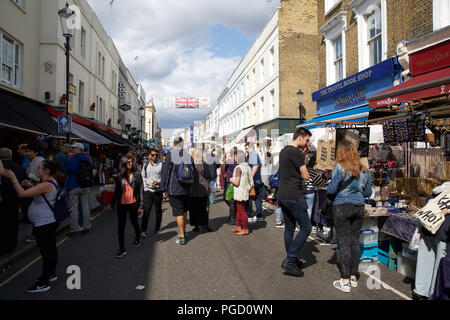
top-left (140, 148), bottom-right (163, 238)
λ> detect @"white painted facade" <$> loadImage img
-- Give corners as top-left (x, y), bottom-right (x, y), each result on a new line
top-left (0, 0), bottom-right (146, 134)
top-left (217, 9), bottom-right (279, 140)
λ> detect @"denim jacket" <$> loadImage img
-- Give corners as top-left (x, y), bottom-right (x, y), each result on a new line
top-left (327, 163), bottom-right (372, 206)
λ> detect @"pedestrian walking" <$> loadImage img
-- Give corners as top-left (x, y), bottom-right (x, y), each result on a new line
top-left (160, 137), bottom-right (194, 246)
top-left (3, 160), bottom-right (61, 292)
top-left (0, 148), bottom-right (27, 254)
top-left (277, 127), bottom-right (312, 277)
top-left (224, 147), bottom-right (238, 225)
top-left (189, 148), bottom-right (212, 234)
top-left (327, 140), bottom-right (372, 293)
top-left (65, 143), bottom-right (93, 236)
top-left (54, 143), bottom-right (70, 186)
top-left (230, 149), bottom-right (253, 236)
top-left (112, 156), bottom-right (144, 258)
top-left (245, 142), bottom-right (264, 222)
top-left (140, 148), bottom-right (163, 237)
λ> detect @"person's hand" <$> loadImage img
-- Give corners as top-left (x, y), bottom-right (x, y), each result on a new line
top-left (21, 180), bottom-right (33, 188)
top-left (442, 210), bottom-right (450, 216)
top-left (163, 192), bottom-right (168, 200)
top-left (302, 144), bottom-right (310, 155)
top-left (151, 181), bottom-right (158, 187)
top-left (138, 208), bottom-right (144, 214)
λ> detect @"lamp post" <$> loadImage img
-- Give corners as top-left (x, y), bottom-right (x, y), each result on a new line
top-left (58, 3), bottom-right (75, 142)
top-left (139, 106), bottom-right (145, 147)
top-left (297, 89), bottom-right (307, 124)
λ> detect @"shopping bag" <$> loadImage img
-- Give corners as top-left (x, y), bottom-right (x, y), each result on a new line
top-left (315, 127), bottom-right (336, 171)
top-left (225, 184), bottom-right (234, 201)
top-left (414, 188), bottom-right (450, 234)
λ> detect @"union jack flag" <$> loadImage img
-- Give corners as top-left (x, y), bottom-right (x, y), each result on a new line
top-left (175, 97), bottom-right (199, 109)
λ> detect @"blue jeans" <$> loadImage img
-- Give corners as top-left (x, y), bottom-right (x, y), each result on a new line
top-left (209, 180), bottom-right (215, 204)
top-left (414, 234), bottom-right (447, 298)
top-left (277, 197), bottom-right (312, 261)
top-left (276, 206), bottom-right (282, 223)
top-left (305, 192), bottom-right (315, 220)
top-left (246, 183), bottom-right (263, 218)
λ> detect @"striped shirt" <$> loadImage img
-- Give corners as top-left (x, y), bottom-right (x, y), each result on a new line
top-left (305, 169), bottom-right (327, 192)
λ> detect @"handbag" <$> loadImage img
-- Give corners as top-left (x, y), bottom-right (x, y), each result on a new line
top-left (320, 176), bottom-right (357, 219)
top-left (225, 184), bottom-right (234, 201)
top-left (249, 187), bottom-right (256, 198)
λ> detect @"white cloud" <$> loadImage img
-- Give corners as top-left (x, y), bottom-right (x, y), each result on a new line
top-left (87, 0), bottom-right (280, 128)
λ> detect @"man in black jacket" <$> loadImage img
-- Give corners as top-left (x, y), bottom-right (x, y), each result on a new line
top-left (0, 148), bottom-right (27, 254)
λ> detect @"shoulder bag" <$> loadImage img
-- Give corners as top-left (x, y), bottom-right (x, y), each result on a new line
top-left (320, 176), bottom-right (357, 219)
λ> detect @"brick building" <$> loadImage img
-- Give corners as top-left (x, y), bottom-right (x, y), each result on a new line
top-left (298, 0), bottom-right (449, 128)
top-left (216, 0), bottom-right (319, 144)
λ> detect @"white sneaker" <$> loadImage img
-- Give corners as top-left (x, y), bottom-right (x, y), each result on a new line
top-left (351, 278), bottom-right (358, 288)
top-left (333, 279), bottom-right (351, 293)
top-left (295, 227), bottom-right (300, 232)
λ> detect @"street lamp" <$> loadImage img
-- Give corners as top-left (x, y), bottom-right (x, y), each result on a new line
top-left (139, 106), bottom-right (145, 145)
top-left (58, 3), bottom-right (76, 142)
top-left (297, 89), bottom-right (306, 124)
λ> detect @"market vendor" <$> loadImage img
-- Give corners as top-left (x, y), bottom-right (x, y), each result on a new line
top-left (412, 182), bottom-right (450, 300)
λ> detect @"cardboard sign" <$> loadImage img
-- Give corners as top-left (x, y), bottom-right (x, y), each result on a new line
top-left (414, 188), bottom-right (450, 234)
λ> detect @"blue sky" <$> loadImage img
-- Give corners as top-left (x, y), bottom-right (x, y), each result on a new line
top-left (87, 0), bottom-right (280, 135)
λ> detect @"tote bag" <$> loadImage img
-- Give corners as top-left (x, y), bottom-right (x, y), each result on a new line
top-left (414, 188), bottom-right (450, 234)
top-left (316, 127), bottom-right (336, 171)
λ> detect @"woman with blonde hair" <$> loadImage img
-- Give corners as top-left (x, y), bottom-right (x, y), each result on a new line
top-left (327, 140), bottom-right (372, 293)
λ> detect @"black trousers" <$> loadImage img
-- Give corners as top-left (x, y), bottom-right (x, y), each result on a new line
top-left (332, 203), bottom-right (365, 279)
top-left (34, 222), bottom-right (59, 283)
top-left (0, 203), bottom-right (19, 254)
top-left (189, 196), bottom-right (209, 227)
top-left (117, 203), bottom-right (140, 250)
top-left (142, 191), bottom-right (163, 233)
top-left (224, 182), bottom-right (236, 221)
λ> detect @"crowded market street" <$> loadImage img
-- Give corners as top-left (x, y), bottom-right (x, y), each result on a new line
top-left (0, 191), bottom-right (413, 300)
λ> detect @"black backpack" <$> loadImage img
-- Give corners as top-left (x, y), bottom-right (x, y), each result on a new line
top-left (76, 159), bottom-right (94, 188)
top-left (42, 180), bottom-right (73, 222)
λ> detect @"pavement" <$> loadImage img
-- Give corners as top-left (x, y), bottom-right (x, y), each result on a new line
top-left (0, 189), bottom-right (416, 300)
top-left (0, 185), bottom-right (103, 274)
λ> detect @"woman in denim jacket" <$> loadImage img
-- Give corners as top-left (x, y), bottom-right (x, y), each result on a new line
top-left (327, 140), bottom-right (372, 293)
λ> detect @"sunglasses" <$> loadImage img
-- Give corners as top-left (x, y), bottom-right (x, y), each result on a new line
top-left (150, 154), bottom-right (158, 157)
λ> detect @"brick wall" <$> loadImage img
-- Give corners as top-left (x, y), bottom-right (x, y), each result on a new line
top-left (317, 0), bottom-right (433, 91)
top-left (386, 0), bottom-right (433, 57)
top-left (278, 0), bottom-right (319, 120)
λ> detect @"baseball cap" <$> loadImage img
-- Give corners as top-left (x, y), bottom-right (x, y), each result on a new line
top-left (82, 143), bottom-right (89, 152)
top-left (70, 143), bottom-right (84, 150)
top-left (63, 143), bottom-right (72, 149)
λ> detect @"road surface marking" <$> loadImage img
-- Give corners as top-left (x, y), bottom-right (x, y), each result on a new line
top-left (363, 271), bottom-right (412, 300)
top-left (0, 207), bottom-right (108, 288)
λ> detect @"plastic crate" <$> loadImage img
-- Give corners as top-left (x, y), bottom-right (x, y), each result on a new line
top-left (360, 243), bottom-right (378, 260)
top-left (359, 229), bottom-right (379, 244)
top-left (359, 257), bottom-right (378, 272)
top-left (361, 217), bottom-right (378, 230)
top-left (378, 248), bottom-right (389, 266)
top-left (401, 242), bottom-right (417, 259)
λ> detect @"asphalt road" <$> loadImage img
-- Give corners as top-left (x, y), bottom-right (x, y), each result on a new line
top-left (0, 192), bottom-right (415, 300)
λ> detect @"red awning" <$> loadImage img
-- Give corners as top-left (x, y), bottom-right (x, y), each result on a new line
top-left (368, 66), bottom-right (450, 108)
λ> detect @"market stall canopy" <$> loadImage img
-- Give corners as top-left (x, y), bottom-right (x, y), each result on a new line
top-left (368, 66), bottom-right (450, 109)
top-left (52, 118), bottom-right (114, 145)
top-left (92, 127), bottom-right (133, 148)
top-left (297, 105), bottom-right (370, 129)
top-left (228, 126), bottom-right (256, 145)
top-left (0, 88), bottom-right (79, 138)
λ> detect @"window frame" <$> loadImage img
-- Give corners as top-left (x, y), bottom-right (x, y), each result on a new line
top-left (433, 0), bottom-right (450, 31)
top-left (320, 11), bottom-right (347, 86)
top-left (350, 0), bottom-right (387, 70)
top-left (0, 32), bottom-right (22, 89)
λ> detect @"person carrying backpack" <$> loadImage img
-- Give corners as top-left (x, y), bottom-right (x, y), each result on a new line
top-left (3, 160), bottom-right (62, 293)
top-left (65, 143), bottom-right (93, 236)
top-left (160, 137), bottom-right (194, 245)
